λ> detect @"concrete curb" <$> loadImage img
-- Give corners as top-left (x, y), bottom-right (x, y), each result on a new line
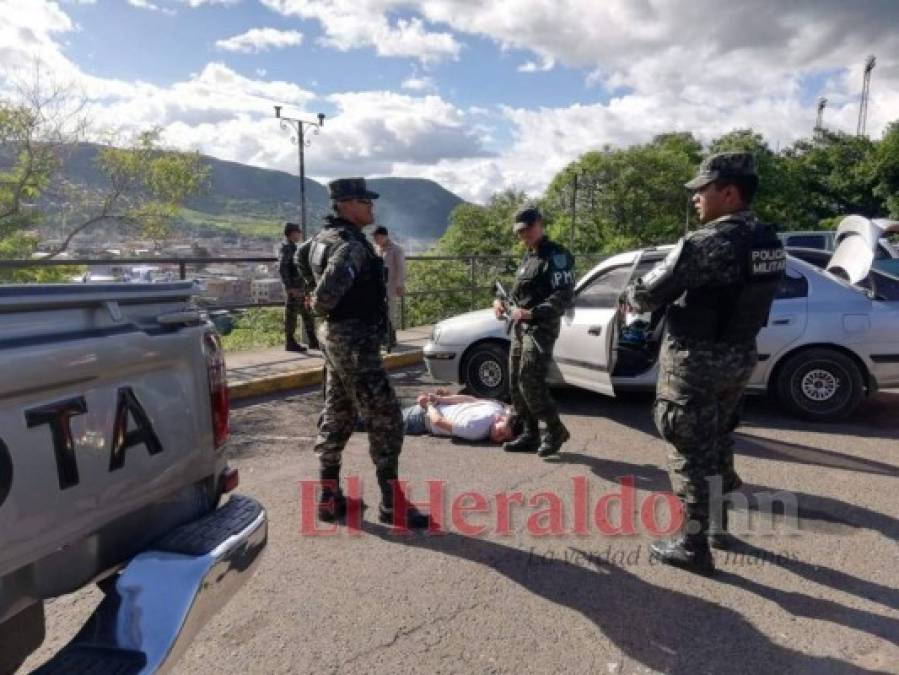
top-left (228, 349), bottom-right (424, 401)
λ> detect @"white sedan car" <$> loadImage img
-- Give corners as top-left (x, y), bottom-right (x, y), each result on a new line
top-left (424, 244), bottom-right (899, 422)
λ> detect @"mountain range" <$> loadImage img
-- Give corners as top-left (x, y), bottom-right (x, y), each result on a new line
top-left (43, 143), bottom-right (466, 249)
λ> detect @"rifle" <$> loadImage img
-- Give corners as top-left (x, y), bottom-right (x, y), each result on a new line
top-left (493, 281), bottom-right (517, 335)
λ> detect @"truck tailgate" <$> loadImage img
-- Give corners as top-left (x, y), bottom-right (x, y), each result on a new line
top-left (0, 283), bottom-right (220, 583)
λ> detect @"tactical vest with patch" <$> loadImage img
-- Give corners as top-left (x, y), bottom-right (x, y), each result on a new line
top-left (309, 219), bottom-right (387, 325)
top-left (511, 237), bottom-right (574, 313)
top-left (668, 217), bottom-right (786, 344)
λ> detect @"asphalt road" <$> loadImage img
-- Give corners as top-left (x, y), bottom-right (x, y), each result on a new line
top-left (23, 368), bottom-right (899, 674)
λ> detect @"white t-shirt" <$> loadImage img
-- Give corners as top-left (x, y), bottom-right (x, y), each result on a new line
top-left (432, 400), bottom-right (506, 441)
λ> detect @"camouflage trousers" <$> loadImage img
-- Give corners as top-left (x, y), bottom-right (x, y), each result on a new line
top-left (285, 294), bottom-right (317, 347)
top-left (509, 326), bottom-right (562, 433)
top-left (653, 335), bottom-right (757, 522)
top-left (314, 320), bottom-right (403, 473)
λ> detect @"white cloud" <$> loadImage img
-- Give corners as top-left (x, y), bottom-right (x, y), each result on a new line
top-left (4, 0), bottom-right (899, 204)
top-left (127, 0), bottom-right (175, 14)
top-left (401, 75), bottom-right (435, 92)
top-left (182, 0), bottom-right (240, 6)
top-left (215, 27), bottom-right (303, 53)
top-left (517, 56), bottom-right (554, 73)
top-left (260, 0), bottom-right (461, 64)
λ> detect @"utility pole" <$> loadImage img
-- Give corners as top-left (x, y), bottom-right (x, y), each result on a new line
top-left (274, 106), bottom-right (325, 240)
top-left (857, 55), bottom-right (876, 137)
top-left (815, 97), bottom-right (827, 138)
top-left (570, 172), bottom-right (578, 251)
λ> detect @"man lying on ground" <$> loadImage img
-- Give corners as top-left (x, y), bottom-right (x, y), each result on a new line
top-left (402, 389), bottom-right (516, 443)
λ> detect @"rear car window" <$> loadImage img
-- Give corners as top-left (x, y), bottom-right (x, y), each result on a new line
top-left (776, 272), bottom-right (809, 299)
top-left (785, 234), bottom-right (827, 249)
top-left (576, 265), bottom-right (633, 308)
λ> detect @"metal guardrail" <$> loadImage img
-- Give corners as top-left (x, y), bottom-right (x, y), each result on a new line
top-left (0, 252), bottom-right (607, 329)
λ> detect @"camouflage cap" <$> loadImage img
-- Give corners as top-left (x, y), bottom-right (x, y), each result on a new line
top-left (513, 206), bottom-right (542, 233)
top-left (328, 177), bottom-right (380, 201)
top-left (684, 152), bottom-right (757, 190)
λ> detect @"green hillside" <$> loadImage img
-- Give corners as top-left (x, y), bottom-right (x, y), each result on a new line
top-left (52, 143), bottom-right (465, 245)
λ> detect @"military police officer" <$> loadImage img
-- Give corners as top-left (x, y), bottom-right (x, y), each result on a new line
top-left (623, 153), bottom-right (785, 574)
top-left (494, 206), bottom-right (575, 458)
top-left (301, 177), bottom-right (428, 529)
top-left (279, 222), bottom-right (319, 352)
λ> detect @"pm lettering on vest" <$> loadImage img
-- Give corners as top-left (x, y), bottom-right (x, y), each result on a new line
top-left (552, 270), bottom-right (574, 288)
top-left (750, 248), bottom-right (786, 276)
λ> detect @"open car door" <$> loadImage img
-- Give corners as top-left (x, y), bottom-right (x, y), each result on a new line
top-left (552, 253), bottom-right (639, 396)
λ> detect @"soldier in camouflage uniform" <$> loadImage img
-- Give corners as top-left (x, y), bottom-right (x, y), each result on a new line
top-left (494, 207), bottom-right (575, 458)
top-left (301, 177), bottom-right (429, 529)
top-left (624, 153), bottom-right (785, 574)
top-left (279, 222), bottom-right (319, 352)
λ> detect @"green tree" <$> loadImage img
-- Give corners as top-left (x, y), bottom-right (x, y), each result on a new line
top-left (1, 78), bottom-right (210, 269)
top-left (870, 121), bottom-right (899, 218)
top-left (782, 129), bottom-right (880, 228)
top-left (542, 133), bottom-right (699, 253)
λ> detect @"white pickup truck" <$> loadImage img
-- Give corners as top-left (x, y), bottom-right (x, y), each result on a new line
top-left (0, 282), bottom-right (266, 674)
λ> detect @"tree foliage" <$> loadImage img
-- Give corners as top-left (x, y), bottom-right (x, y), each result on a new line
top-left (0, 76), bottom-right (210, 268)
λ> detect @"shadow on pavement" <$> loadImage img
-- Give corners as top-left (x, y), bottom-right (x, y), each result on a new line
top-left (556, 453), bottom-right (899, 542)
top-left (734, 433), bottom-right (899, 478)
top-left (553, 387), bottom-right (899, 477)
top-left (719, 539), bottom-right (899, 614)
top-left (362, 520), bottom-right (890, 674)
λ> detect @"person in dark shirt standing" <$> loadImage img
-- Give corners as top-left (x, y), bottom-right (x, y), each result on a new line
top-left (623, 153), bottom-right (785, 575)
top-left (494, 207), bottom-right (575, 459)
top-left (279, 222), bottom-right (318, 352)
top-left (300, 178), bottom-right (429, 530)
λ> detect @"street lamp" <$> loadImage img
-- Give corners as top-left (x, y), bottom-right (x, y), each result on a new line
top-left (274, 105), bottom-right (325, 240)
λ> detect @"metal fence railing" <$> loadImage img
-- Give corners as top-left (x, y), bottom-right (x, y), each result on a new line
top-left (0, 252), bottom-right (608, 329)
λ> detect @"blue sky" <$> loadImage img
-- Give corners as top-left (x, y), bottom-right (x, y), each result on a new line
top-left (60, 1), bottom-right (609, 116)
top-left (2, 0), bottom-right (897, 201)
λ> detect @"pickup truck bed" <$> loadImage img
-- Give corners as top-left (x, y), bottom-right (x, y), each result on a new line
top-left (0, 283), bottom-right (265, 673)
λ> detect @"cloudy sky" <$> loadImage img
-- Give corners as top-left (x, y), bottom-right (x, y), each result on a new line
top-left (1, 0), bottom-right (897, 202)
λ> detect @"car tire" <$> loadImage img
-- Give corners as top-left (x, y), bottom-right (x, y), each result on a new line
top-left (776, 348), bottom-right (865, 421)
top-left (463, 342), bottom-right (509, 400)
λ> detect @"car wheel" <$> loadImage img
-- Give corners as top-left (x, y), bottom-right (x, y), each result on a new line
top-left (463, 342), bottom-right (509, 400)
top-left (776, 348), bottom-right (865, 421)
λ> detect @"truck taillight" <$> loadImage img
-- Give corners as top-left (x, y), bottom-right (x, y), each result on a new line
top-left (204, 331), bottom-right (230, 448)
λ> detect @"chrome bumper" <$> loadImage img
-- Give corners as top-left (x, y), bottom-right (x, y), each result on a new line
top-left (33, 495), bottom-right (267, 674)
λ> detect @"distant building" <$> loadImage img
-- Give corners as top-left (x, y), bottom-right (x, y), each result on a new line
top-left (250, 278), bottom-right (285, 304)
top-left (204, 276), bottom-right (252, 304)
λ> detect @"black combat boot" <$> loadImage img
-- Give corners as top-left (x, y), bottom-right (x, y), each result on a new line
top-left (649, 509), bottom-right (715, 576)
top-left (286, 338), bottom-right (308, 353)
top-left (709, 502), bottom-right (734, 550)
top-left (503, 429), bottom-right (540, 453)
top-left (537, 423), bottom-right (570, 458)
top-left (317, 465), bottom-right (347, 522)
top-left (377, 466), bottom-right (430, 530)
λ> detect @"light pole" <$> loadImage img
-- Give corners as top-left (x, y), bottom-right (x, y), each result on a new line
top-left (274, 105), bottom-right (325, 240)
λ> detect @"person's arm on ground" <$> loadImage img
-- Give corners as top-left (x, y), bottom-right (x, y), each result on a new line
top-left (430, 393), bottom-right (478, 405)
top-left (426, 403), bottom-right (454, 434)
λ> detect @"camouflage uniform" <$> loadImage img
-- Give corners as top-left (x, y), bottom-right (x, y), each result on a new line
top-left (507, 232), bottom-right (575, 449)
top-left (626, 153), bottom-right (785, 548)
top-left (305, 216), bottom-right (398, 475)
top-left (303, 177), bottom-right (429, 529)
top-left (279, 237), bottom-right (317, 349)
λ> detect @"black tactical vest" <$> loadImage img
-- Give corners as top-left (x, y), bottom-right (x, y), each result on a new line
top-left (309, 220), bottom-right (387, 325)
top-left (667, 218), bottom-right (785, 344)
